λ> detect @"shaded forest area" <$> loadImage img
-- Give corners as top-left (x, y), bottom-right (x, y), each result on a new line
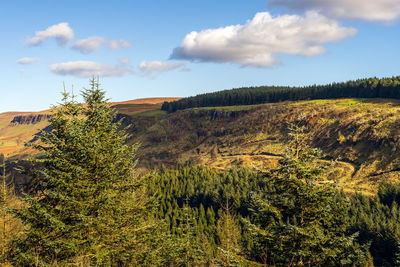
top-left (162, 76), bottom-right (400, 112)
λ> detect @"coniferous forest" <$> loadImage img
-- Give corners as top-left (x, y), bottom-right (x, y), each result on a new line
top-left (162, 76), bottom-right (400, 113)
top-left (2, 79), bottom-right (400, 266)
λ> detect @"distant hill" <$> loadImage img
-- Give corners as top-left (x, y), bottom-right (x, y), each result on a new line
top-left (0, 97), bottom-right (180, 157)
top-left (162, 76), bottom-right (400, 112)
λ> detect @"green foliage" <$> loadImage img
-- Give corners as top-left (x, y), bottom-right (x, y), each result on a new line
top-left (244, 122), bottom-right (368, 265)
top-left (9, 79), bottom-right (152, 266)
top-left (349, 182), bottom-right (400, 266)
top-left (146, 143), bottom-right (369, 265)
top-left (162, 76), bottom-right (400, 112)
top-left (147, 163), bottom-right (268, 264)
top-left (163, 204), bottom-right (214, 266)
top-left (216, 200), bottom-right (244, 266)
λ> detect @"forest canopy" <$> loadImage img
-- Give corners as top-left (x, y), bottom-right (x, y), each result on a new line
top-left (162, 76), bottom-right (400, 112)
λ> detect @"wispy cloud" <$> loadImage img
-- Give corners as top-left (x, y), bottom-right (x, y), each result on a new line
top-left (49, 61), bottom-right (134, 78)
top-left (71, 36), bottom-right (105, 53)
top-left (26, 22), bottom-right (74, 46)
top-left (72, 37), bottom-right (132, 53)
top-left (139, 61), bottom-right (185, 76)
top-left (171, 11), bottom-right (356, 68)
top-left (269, 0), bottom-right (400, 23)
top-left (108, 39), bottom-right (132, 50)
top-left (16, 57), bottom-right (39, 64)
top-left (119, 57), bottom-right (131, 65)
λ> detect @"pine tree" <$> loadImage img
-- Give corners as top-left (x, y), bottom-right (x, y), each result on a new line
top-left (167, 204), bottom-right (209, 266)
top-left (10, 79), bottom-right (151, 265)
top-left (246, 120), bottom-right (367, 265)
top-left (216, 199), bottom-right (243, 266)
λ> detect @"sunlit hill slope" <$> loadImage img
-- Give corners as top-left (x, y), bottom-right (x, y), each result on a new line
top-left (3, 96), bottom-right (400, 196)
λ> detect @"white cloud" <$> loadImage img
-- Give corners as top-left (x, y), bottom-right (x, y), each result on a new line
top-left (26, 22), bottom-right (74, 46)
top-left (170, 11), bottom-right (356, 68)
top-left (108, 39), bottom-right (132, 50)
top-left (269, 0), bottom-right (400, 22)
top-left (16, 57), bottom-right (39, 64)
top-left (139, 61), bottom-right (185, 76)
top-left (49, 61), bottom-right (133, 78)
top-left (72, 36), bottom-right (105, 53)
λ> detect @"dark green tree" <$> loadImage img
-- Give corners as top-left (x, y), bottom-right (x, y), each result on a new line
top-left (166, 204), bottom-right (212, 266)
top-left (245, 121), bottom-right (367, 265)
top-left (10, 79), bottom-right (152, 266)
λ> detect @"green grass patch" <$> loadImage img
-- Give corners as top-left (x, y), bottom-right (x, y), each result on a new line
top-left (334, 99), bottom-right (365, 107)
top-left (133, 109), bottom-right (167, 118)
top-left (193, 104), bottom-right (263, 112)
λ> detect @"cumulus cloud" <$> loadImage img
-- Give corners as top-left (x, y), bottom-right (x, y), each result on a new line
top-left (72, 36), bottom-right (105, 53)
top-left (16, 57), bottom-right (39, 64)
top-left (108, 39), bottom-right (132, 50)
top-left (49, 61), bottom-right (133, 78)
top-left (268, 0), bottom-right (400, 22)
top-left (26, 22), bottom-right (74, 46)
top-left (139, 61), bottom-right (185, 76)
top-left (171, 11), bottom-right (356, 68)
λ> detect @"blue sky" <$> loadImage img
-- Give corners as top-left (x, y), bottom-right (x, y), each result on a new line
top-left (1, 0), bottom-right (399, 112)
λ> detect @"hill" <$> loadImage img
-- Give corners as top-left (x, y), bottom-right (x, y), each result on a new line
top-left (161, 76), bottom-right (400, 112)
top-left (3, 96), bottom-right (400, 196)
top-left (0, 97), bottom-right (180, 157)
top-left (134, 98), bottom-right (400, 196)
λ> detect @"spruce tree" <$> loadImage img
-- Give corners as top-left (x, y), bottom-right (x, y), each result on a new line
top-left (10, 79), bottom-right (151, 265)
top-left (245, 120), bottom-right (367, 265)
top-left (216, 199), bottom-right (243, 266)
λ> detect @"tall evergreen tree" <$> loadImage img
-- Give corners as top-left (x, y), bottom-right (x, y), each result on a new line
top-left (10, 79), bottom-right (151, 265)
top-left (216, 199), bottom-right (243, 266)
top-left (245, 121), bottom-right (367, 265)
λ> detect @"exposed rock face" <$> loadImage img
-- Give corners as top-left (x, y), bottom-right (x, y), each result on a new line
top-left (11, 113), bottom-right (132, 126)
top-left (10, 114), bottom-right (53, 125)
top-left (177, 109), bottom-right (255, 120)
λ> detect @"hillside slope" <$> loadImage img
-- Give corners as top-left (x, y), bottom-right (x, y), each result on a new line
top-left (0, 97), bottom-right (180, 157)
top-left (133, 98), bottom-right (400, 196)
top-left (3, 97), bottom-right (400, 195)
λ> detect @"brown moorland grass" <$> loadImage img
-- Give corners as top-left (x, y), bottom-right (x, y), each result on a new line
top-left (0, 98), bottom-right (180, 157)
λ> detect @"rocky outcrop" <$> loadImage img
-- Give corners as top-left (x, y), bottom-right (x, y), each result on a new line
top-left (10, 114), bottom-right (53, 125)
top-left (178, 109), bottom-right (256, 121)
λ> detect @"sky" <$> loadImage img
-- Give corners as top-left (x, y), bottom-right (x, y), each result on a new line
top-left (1, 0), bottom-right (399, 112)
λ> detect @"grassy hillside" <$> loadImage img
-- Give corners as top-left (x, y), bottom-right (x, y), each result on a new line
top-left (0, 97), bottom-right (180, 157)
top-left (133, 98), bottom-right (400, 196)
top-left (3, 97), bottom-right (400, 196)
top-left (0, 111), bottom-right (50, 156)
